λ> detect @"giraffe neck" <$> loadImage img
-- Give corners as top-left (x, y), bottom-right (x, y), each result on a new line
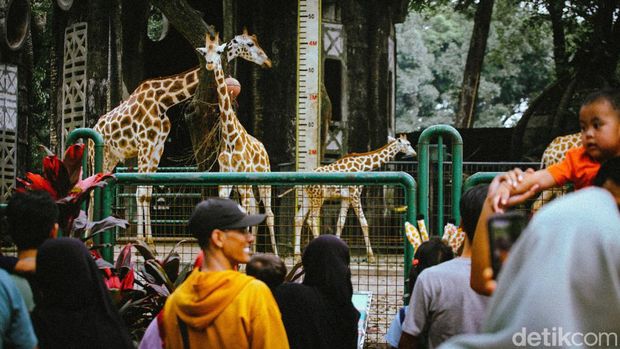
top-left (213, 61), bottom-right (247, 144)
top-left (147, 68), bottom-right (200, 112)
top-left (147, 44), bottom-right (237, 112)
top-left (361, 142), bottom-right (400, 170)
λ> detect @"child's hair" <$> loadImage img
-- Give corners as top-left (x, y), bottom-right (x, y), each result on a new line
top-left (407, 237), bottom-right (453, 295)
top-left (6, 191), bottom-right (58, 250)
top-left (460, 184), bottom-right (490, 242)
top-left (594, 156), bottom-right (620, 187)
top-left (582, 88), bottom-right (620, 112)
top-left (246, 253), bottom-right (287, 290)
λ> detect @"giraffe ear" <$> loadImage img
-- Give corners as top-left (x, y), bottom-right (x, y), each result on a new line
top-left (388, 135), bottom-right (396, 143)
top-left (216, 43), bottom-right (227, 54)
top-left (196, 47), bottom-right (208, 57)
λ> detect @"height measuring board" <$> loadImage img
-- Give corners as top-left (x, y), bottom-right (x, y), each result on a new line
top-left (296, 0), bottom-right (321, 171)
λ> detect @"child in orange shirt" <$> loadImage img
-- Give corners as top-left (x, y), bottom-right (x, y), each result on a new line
top-left (493, 88), bottom-right (620, 211)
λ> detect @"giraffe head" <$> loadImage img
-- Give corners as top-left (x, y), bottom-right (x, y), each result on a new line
top-left (196, 33), bottom-right (227, 71)
top-left (196, 29), bottom-right (272, 70)
top-left (389, 134), bottom-right (417, 157)
top-left (227, 28), bottom-right (272, 68)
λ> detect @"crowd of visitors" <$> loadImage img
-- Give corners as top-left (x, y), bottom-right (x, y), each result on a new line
top-left (0, 88), bottom-right (619, 348)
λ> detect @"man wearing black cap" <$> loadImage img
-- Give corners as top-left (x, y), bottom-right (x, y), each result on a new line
top-left (161, 198), bottom-right (290, 349)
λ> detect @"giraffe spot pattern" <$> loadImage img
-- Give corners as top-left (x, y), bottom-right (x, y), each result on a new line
top-left (160, 96), bottom-right (173, 107)
top-left (147, 130), bottom-right (157, 141)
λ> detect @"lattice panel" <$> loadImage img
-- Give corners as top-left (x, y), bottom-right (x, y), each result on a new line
top-left (323, 22), bottom-right (344, 59)
top-left (0, 64), bottom-right (18, 203)
top-left (61, 22), bottom-right (88, 149)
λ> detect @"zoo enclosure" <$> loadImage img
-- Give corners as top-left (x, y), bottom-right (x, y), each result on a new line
top-left (105, 171), bottom-right (416, 346)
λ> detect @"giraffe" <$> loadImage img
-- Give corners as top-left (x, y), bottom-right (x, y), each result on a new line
top-left (88, 30), bottom-right (271, 241)
top-left (196, 33), bottom-right (279, 255)
top-left (292, 135), bottom-right (417, 262)
top-left (532, 132), bottom-right (582, 211)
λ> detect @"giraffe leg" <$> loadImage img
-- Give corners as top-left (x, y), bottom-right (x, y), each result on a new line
top-left (238, 186), bottom-right (259, 252)
top-left (352, 195), bottom-right (375, 263)
top-left (137, 140), bottom-right (165, 243)
top-left (336, 186), bottom-right (352, 238)
top-left (308, 199), bottom-right (322, 239)
top-left (136, 185), bottom-right (153, 242)
top-left (219, 185), bottom-right (234, 199)
top-left (336, 198), bottom-right (351, 238)
top-left (217, 152), bottom-right (234, 199)
top-left (294, 196), bottom-right (311, 259)
top-left (259, 185), bottom-right (278, 255)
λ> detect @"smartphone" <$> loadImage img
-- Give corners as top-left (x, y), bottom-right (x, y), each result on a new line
top-left (488, 211), bottom-right (527, 278)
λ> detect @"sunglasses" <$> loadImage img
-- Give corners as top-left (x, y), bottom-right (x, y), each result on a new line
top-left (223, 227), bottom-right (251, 236)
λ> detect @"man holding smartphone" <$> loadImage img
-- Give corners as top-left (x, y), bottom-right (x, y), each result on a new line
top-left (398, 185), bottom-right (490, 349)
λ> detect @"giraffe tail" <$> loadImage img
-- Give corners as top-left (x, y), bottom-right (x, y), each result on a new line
top-left (277, 188), bottom-right (295, 198)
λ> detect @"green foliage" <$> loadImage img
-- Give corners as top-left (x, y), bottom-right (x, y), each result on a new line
top-left (147, 6), bottom-right (166, 42)
top-left (396, 1), bottom-right (554, 131)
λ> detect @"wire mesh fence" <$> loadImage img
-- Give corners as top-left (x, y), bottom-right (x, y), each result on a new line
top-left (108, 171), bottom-right (414, 347)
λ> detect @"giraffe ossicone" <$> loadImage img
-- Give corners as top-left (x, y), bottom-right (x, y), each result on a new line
top-left (88, 30), bottom-right (271, 242)
top-left (293, 134), bottom-right (417, 263)
top-left (197, 32), bottom-right (278, 255)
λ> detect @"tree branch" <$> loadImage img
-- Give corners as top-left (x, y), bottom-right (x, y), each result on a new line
top-left (148, 0), bottom-right (215, 47)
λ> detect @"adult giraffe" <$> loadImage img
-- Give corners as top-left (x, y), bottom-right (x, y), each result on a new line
top-left (196, 33), bottom-right (279, 255)
top-left (293, 135), bottom-right (416, 262)
top-left (89, 30), bottom-right (271, 241)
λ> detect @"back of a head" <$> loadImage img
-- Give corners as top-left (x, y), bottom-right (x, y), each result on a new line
top-left (36, 238), bottom-right (99, 308)
top-left (460, 184), bottom-right (489, 242)
top-left (6, 191), bottom-right (58, 250)
top-left (408, 237), bottom-right (454, 294)
top-left (582, 88), bottom-right (620, 112)
top-left (302, 235), bottom-right (352, 304)
top-left (246, 253), bottom-right (287, 290)
top-left (34, 237), bottom-right (133, 348)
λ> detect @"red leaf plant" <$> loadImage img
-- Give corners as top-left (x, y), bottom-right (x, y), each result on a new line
top-left (16, 144), bottom-right (118, 236)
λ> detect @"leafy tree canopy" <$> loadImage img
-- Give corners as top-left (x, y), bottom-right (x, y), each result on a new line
top-left (396, 1), bottom-right (554, 131)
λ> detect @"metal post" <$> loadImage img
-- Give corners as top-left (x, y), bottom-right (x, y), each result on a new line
top-left (417, 125), bottom-right (463, 233)
top-left (437, 136), bottom-right (444, 230)
top-left (65, 128), bottom-right (105, 245)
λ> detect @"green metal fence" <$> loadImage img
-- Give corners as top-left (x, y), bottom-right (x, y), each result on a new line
top-left (104, 171), bottom-right (416, 346)
top-left (417, 125), bottom-right (463, 235)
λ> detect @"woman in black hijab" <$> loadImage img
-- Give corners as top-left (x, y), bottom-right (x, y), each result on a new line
top-left (274, 235), bottom-right (360, 349)
top-left (32, 238), bottom-right (133, 349)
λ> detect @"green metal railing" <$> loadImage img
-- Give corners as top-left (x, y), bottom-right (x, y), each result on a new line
top-left (65, 128), bottom-right (104, 237)
top-left (417, 125), bottom-right (463, 234)
top-left (464, 172), bottom-right (500, 192)
top-left (103, 171), bottom-right (417, 291)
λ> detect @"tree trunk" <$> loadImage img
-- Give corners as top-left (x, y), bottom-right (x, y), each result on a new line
top-left (546, 0), bottom-right (568, 79)
top-left (149, 0), bottom-right (220, 170)
top-left (513, 2), bottom-right (620, 160)
top-left (454, 0), bottom-right (494, 128)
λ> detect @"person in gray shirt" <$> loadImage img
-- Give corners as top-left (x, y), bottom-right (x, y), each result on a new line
top-left (399, 185), bottom-right (490, 349)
